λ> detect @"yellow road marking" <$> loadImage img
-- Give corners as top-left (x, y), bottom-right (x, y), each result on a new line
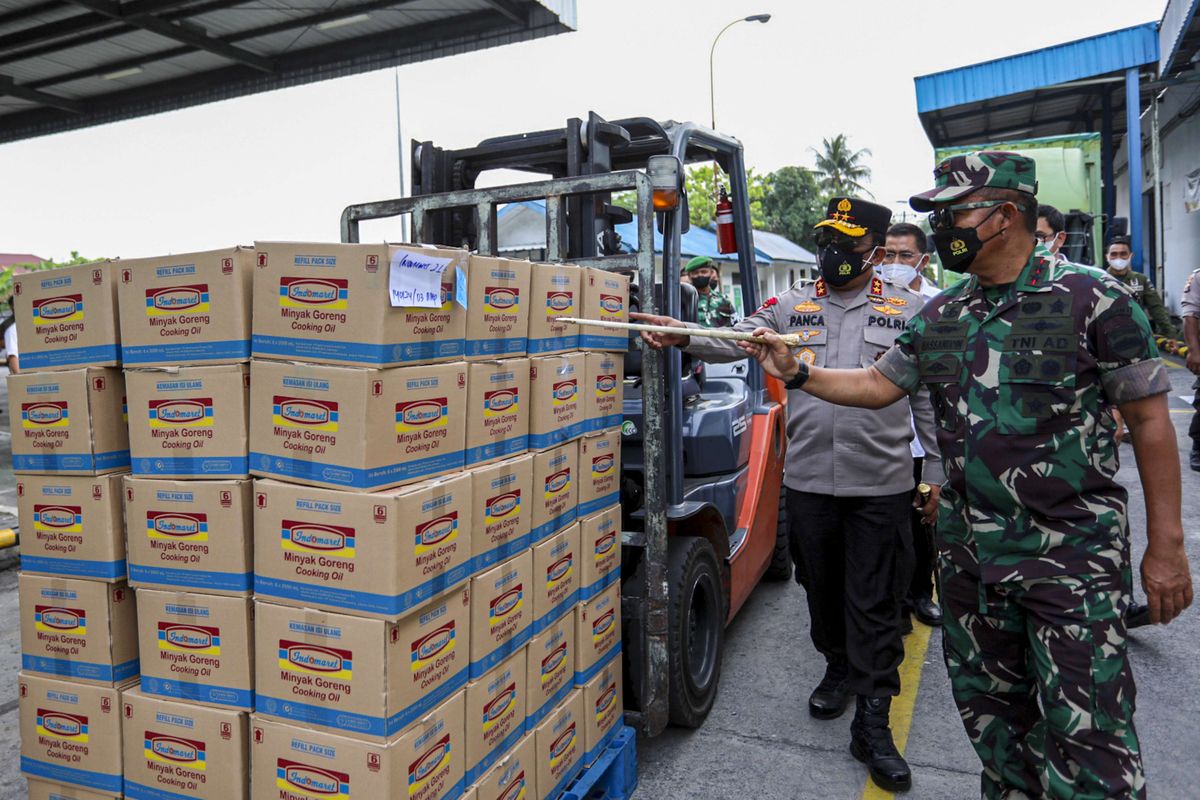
top-left (861, 618), bottom-right (934, 799)
top-left (1171, 409), bottom-right (1192, 414)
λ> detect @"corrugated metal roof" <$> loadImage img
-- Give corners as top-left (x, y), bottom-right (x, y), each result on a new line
top-left (1161, 0), bottom-right (1200, 74)
top-left (0, 0), bottom-right (576, 144)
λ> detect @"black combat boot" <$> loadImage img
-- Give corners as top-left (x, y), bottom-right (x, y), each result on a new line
top-left (1190, 448), bottom-right (1200, 472)
top-left (850, 696), bottom-right (912, 792)
top-left (808, 658), bottom-right (850, 720)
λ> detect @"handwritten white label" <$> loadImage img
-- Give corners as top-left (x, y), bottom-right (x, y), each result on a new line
top-left (389, 250), bottom-right (454, 308)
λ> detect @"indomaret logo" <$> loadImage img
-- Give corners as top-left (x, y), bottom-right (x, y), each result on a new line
top-left (144, 731), bottom-right (207, 770)
top-left (279, 277), bottom-right (349, 310)
top-left (483, 684), bottom-right (517, 734)
top-left (489, 585), bottom-right (523, 630)
top-left (276, 759), bottom-right (350, 800)
top-left (484, 388), bottom-right (519, 417)
top-left (33, 505), bottom-right (82, 535)
top-left (541, 642), bottom-right (567, 686)
top-left (414, 513), bottom-right (457, 557)
top-left (484, 286), bottom-right (519, 311)
top-left (281, 520), bottom-right (356, 558)
top-left (33, 294), bottom-right (83, 326)
top-left (485, 491), bottom-right (521, 524)
top-left (279, 641), bottom-right (353, 680)
top-left (148, 398), bottom-right (213, 428)
top-left (545, 291), bottom-right (573, 315)
top-left (408, 735), bottom-right (451, 797)
top-left (273, 397), bottom-right (339, 432)
top-left (410, 621), bottom-right (455, 672)
top-left (146, 511), bottom-right (208, 542)
top-left (544, 469), bottom-right (571, 500)
top-left (552, 380), bottom-right (577, 406)
top-left (35, 605), bottom-right (86, 634)
top-left (396, 398), bottom-right (448, 432)
top-left (599, 294), bottom-right (624, 316)
top-left (547, 554), bottom-right (574, 589)
top-left (145, 285), bottom-right (209, 316)
top-left (549, 723), bottom-right (577, 770)
top-left (22, 401), bottom-right (69, 428)
top-left (37, 710), bottom-right (89, 742)
top-left (592, 453), bottom-right (615, 477)
top-left (158, 622), bottom-right (221, 656)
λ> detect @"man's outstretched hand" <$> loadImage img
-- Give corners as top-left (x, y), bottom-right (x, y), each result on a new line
top-left (629, 312), bottom-right (690, 350)
top-left (736, 327), bottom-right (800, 382)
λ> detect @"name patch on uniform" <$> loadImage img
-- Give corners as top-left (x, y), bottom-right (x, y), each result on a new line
top-left (788, 314), bottom-right (825, 327)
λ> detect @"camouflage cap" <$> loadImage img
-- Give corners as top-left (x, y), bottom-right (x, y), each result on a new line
top-left (909, 151), bottom-right (1038, 212)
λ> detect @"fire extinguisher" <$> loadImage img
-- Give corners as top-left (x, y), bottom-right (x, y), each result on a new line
top-left (715, 185), bottom-right (736, 254)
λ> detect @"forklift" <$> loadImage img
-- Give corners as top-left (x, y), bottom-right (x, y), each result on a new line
top-left (340, 112), bottom-right (790, 737)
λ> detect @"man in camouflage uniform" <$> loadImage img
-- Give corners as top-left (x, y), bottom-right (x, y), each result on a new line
top-left (735, 153), bottom-right (1194, 800)
top-left (633, 198), bottom-right (943, 793)
top-left (1181, 267), bottom-right (1200, 471)
top-left (1106, 237), bottom-right (1178, 339)
top-left (684, 256), bottom-right (736, 328)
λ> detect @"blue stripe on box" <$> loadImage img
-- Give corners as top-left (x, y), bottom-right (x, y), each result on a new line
top-left (132, 455), bottom-right (247, 477)
top-left (578, 334), bottom-right (627, 350)
top-left (579, 567), bottom-right (620, 602)
top-left (254, 560), bottom-right (471, 616)
top-left (251, 450), bottom-right (464, 490)
top-left (122, 338), bottom-right (250, 364)
top-left (140, 675), bottom-right (252, 708)
top-left (22, 343), bottom-right (120, 370)
top-left (470, 533), bottom-right (533, 575)
top-left (575, 642), bottom-right (622, 686)
top-left (466, 722), bottom-right (527, 785)
top-left (14, 450), bottom-right (130, 472)
top-left (252, 334), bottom-right (464, 365)
top-left (578, 492), bottom-right (620, 519)
top-left (533, 589), bottom-right (579, 634)
top-left (465, 337), bottom-right (528, 357)
top-left (528, 420), bottom-right (586, 451)
top-left (464, 436), bottom-right (528, 468)
top-left (530, 507), bottom-right (577, 544)
top-left (257, 664), bottom-right (467, 737)
top-left (469, 625), bottom-right (533, 680)
top-left (543, 756), bottom-right (583, 800)
top-left (585, 714), bottom-right (624, 766)
top-left (587, 415), bottom-right (623, 434)
top-left (128, 564), bottom-right (251, 592)
top-left (20, 556), bottom-right (126, 581)
top-left (21, 654), bottom-right (138, 683)
top-left (127, 779), bottom-right (214, 800)
top-left (527, 334), bottom-right (579, 354)
top-left (21, 756), bottom-right (122, 793)
top-left (527, 680), bottom-right (573, 730)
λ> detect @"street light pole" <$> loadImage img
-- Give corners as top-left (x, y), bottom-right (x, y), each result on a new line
top-left (709, 13), bottom-right (771, 131)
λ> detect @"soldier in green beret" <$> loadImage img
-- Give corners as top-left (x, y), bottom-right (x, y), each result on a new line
top-left (683, 256), bottom-right (736, 328)
top-left (737, 151), bottom-right (1193, 800)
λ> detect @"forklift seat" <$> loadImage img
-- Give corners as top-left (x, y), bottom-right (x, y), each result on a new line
top-left (624, 281), bottom-right (701, 388)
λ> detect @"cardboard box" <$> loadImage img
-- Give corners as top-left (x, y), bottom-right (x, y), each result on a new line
top-left (253, 474), bottom-right (472, 618)
top-left (13, 261), bottom-right (120, 372)
top-left (26, 780), bottom-right (119, 800)
top-left (124, 476), bottom-right (253, 595)
top-left (473, 732), bottom-right (536, 800)
top-left (574, 581), bottom-right (620, 687)
top-left (531, 524), bottom-right (579, 634)
top-left (251, 241), bottom-right (469, 367)
top-left (121, 685), bottom-right (248, 800)
top-left (533, 689), bottom-right (584, 800)
top-left (578, 506), bottom-right (620, 601)
top-left (582, 353), bottom-right (624, 434)
top-left (19, 672), bottom-right (124, 797)
top-left (577, 428), bottom-right (621, 518)
top-left (250, 694), bottom-right (466, 800)
top-left (17, 473), bottom-right (126, 581)
top-left (19, 574), bottom-right (138, 685)
top-left (137, 589), bottom-right (254, 710)
top-left (527, 263), bottom-right (581, 355)
top-left (249, 359), bottom-right (467, 492)
top-left (125, 364), bottom-right (250, 479)
top-left (9, 368), bottom-right (129, 475)
top-left (577, 267), bottom-right (629, 352)
top-left (116, 246), bottom-right (255, 366)
top-left (464, 649), bottom-right (527, 785)
top-left (527, 353), bottom-right (586, 451)
top-left (465, 256), bottom-right (532, 359)
top-left (581, 654), bottom-right (622, 766)
top-left (465, 359), bottom-right (530, 468)
top-left (469, 454), bottom-right (532, 573)
top-left (529, 442), bottom-right (577, 545)
top-left (469, 552), bottom-right (533, 680)
top-left (255, 586), bottom-right (470, 740)
top-left (525, 611), bottom-right (575, 730)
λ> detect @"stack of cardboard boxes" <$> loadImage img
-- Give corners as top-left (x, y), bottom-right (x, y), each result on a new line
top-left (12, 243), bottom-right (629, 800)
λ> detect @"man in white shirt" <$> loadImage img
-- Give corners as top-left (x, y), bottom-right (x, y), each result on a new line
top-left (4, 299), bottom-right (18, 373)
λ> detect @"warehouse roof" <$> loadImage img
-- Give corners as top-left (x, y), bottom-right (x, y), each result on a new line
top-left (914, 22), bottom-right (1158, 147)
top-left (0, 0), bottom-right (576, 144)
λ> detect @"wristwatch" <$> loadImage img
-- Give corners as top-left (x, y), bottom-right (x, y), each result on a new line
top-left (784, 360), bottom-right (810, 391)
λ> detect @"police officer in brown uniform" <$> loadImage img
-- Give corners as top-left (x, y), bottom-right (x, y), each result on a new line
top-left (634, 198), bottom-right (941, 792)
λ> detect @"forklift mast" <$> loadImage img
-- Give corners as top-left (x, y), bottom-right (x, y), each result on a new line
top-left (340, 112), bottom-right (764, 738)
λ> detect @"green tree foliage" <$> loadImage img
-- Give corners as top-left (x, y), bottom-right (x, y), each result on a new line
top-left (761, 166), bottom-right (826, 253)
top-left (0, 251), bottom-right (104, 304)
top-left (811, 134), bottom-right (873, 198)
top-left (614, 165), bottom-right (771, 229)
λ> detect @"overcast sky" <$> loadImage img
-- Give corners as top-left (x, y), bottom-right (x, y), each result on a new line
top-left (0, 0), bottom-right (1156, 261)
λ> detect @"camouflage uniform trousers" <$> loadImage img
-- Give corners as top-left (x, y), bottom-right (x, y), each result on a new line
top-left (939, 558), bottom-right (1145, 800)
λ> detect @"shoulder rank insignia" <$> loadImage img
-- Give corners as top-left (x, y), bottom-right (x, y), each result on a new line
top-left (793, 301), bottom-right (822, 313)
top-left (885, 296), bottom-right (908, 307)
top-left (814, 279), bottom-right (828, 298)
top-left (867, 276), bottom-right (885, 303)
top-left (872, 304), bottom-right (903, 316)
top-left (759, 296), bottom-right (779, 311)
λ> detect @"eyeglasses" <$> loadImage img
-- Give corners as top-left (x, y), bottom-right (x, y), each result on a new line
top-left (1034, 231), bottom-right (1060, 243)
top-left (882, 250), bottom-right (921, 264)
top-left (928, 200), bottom-right (1026, 232)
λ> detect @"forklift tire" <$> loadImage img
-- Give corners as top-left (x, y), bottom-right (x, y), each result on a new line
top-left (763, 489), bottom-right (792, 581)
top-left (667, 536), bottom-right (724, 728)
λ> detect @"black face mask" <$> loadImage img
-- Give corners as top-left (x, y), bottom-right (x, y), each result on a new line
top-left (690, 275), bottom-right (713, 291)
top-left (817, 244), bottom-right (869, 287)
top-left (931, 206), bottom-right (1005, 273)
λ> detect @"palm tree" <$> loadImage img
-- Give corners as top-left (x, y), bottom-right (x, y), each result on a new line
top-left (811, 134), bottom-right (873, 199)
